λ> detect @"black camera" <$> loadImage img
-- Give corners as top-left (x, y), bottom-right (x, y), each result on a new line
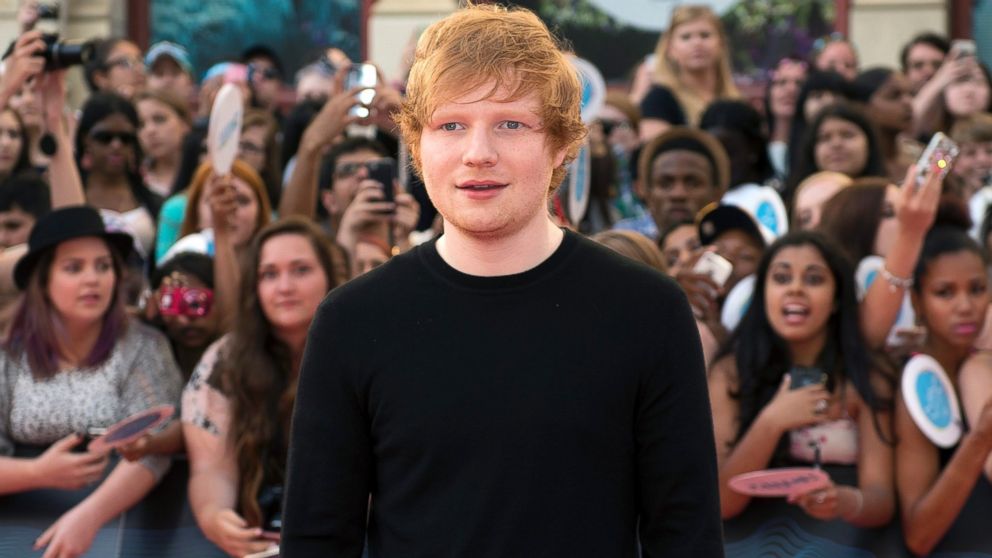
top-left (4, 1), bottom-right (95, 71)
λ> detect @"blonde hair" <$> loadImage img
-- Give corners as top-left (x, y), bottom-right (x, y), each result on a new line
top-left (652, 5), bottom-right (739, 125)
top-left (398, 3), bottom-right (586, 191)
top-left (950, 112), bottom-right (992, 145)
top-left (179, 159), bottom-right (272, 239)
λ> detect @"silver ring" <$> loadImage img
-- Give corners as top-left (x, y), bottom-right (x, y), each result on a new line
top-left (816, 493), bottom-right (826, 504)
top-left (814, 399), bottom-right (828, 414)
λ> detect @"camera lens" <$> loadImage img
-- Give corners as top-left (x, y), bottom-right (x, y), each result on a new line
top-left (45, 39), bottom-right (96, 71)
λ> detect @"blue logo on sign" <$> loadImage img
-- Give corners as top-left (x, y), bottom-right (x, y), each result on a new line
top-left (864, 270), bottom-right (877, 289)
top-left (916, 370), bottom-right (951, 428)
top-left (756, 201), bottom-right (777, 234)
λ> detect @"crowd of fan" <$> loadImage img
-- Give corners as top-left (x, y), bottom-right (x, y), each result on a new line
top-left (0, 1), bottom-right (989, 557)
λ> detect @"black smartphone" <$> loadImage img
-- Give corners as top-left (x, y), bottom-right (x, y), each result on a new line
top-left (365, 158), bottom-right (396, 206)
top-left (788, 366), bottom-right (826, 390)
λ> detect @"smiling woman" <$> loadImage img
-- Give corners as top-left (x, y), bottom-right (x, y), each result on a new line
top-left (182, 218), bottom-right (340, 558)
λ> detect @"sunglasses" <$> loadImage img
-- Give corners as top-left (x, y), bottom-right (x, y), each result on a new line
top-left (89, 130), bottom-right (137, 145)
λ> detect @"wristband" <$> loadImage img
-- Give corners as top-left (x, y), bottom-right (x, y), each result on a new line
top-left (880, 266), bottom-right (913, 292)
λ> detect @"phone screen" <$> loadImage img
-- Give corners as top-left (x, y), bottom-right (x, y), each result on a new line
top-left (346, 63), bottom-right (378, 112)
top-left (788, 366), bottom-right (826, 390)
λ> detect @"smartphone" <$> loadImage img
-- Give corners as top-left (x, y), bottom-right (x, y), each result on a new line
top-left (345, 63), bottom-right (378, 118)
top-left (365, 158), bottom-right (397, 210)
top-left (243, 547), bottom-right (279, 558)
top-left (692, 251), bottom-right (733, 288)
top-left (951, 39), bottom-right (977, 59)
top-left (788, 366), bottom-right (827, 390)
top-left (914, 132), bottom-right (959, 189)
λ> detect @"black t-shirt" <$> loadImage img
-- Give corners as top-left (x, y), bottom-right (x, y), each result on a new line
top-left (640, 84), bottom-right (688, 126)
top-left (282, 230), bottom-right (724, 557)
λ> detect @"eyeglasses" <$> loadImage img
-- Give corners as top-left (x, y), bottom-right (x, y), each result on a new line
top-left (334, 161), bottom-right (366, 179)
top-left (105, 57), bottom-right (145, 71)
top-left (89, 130), bottom-right (137, 145)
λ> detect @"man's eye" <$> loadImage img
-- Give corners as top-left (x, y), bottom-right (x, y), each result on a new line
top-left (503, 121), bottom-right (522, 130)
top-left (440, 123), bottom-right (461, 131)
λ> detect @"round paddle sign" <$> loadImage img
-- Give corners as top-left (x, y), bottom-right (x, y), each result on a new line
top-left (902, 354), bottom-right (962, 448)
top-left (208, 83), bottom-right (244, 176)
top-left (729, 467), bottom-right (831, 498)
top-left (87, 405), bottom-right (175, 453)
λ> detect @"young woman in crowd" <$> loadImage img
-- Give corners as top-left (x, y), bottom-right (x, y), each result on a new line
top-left (136, 89), bottom-right (191, 197)
top-left (0, 107), bottom-right (31, 181)
top-left (171, 161), bottom-right (272, 257)
top-left (852, 68), bottom-right (916, 181)
top-left (765, 57), bottom-right (808, 179)
top-left (83, 38), bottom-right (147, 100)
top-left (791, 171), bottom-right (852, 230)
top-left (934, 62), bottom-right (992, 137)
top-left (659, 219), bottom-right (700, 277)
top-left (786, 70), bottom-right (853, 179)
top-left (239, 109), bottom-right (282, 209)
top-left (75, 92), bottom-right (162, 255)
top-left (182, 218), bottom-right (339, 558)
top-left (818, 167), bottom-right (941, 350)
top-left (0, 206), bottom-right (181, 558)
top-left (948, 113), bottom-right (992, 205)
top-left (154, 124), bottom-right (208, 262)
top-left (785, 103), bottom-right (886, 203)
top-left (810, 33), bottom-right (859, 81)
top-left (895, 222), bottom-right (992, 556)
top-left (709, 231), bottom-right (895, 527)
top-left (639, 4), bottom-right (739, 140)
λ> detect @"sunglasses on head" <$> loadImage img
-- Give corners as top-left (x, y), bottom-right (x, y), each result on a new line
top-left (90, 130), bottom-right (137, 145)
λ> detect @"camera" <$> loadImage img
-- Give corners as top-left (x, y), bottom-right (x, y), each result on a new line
top-left (4, 1), bottom-right (96, 71)
top-left (158, 286), bottom-right (214, 318)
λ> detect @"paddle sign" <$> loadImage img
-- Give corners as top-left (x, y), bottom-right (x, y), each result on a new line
top-left (208, 83), bottom-right (244, 176)
top-left (902, 354), bottom-right (962, 448)
top-left (721, 274), bottom-right (754, 333)
top-left (729, 467), bottom-right (831, 498)
top-left (561, 56), bottom-right (605, 224)
top-left (87, 405), bottom-right (175, 453)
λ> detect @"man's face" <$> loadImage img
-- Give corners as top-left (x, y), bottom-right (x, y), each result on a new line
top-left (0, 206), bottom-right (35, 248)
top-left (644, 150), bottom-right (719, 231)
top-left (417, 82), bottom-right (567, 239)
top-left (321, 148), bottom-right (387, 220)
top-left (905, 43), bottom-right (945, 93)
top-left (248, 56), bottom-right (282, 109)
top-left (148, 57), bottom-right (193, 101)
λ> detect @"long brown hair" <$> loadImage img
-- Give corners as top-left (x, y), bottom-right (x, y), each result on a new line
top-left (652, 5), bottom-right (739, 125)
top-left (208, 217), bottom-right (339, 525)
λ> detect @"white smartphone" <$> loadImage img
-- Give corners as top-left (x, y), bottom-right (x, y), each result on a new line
top-left (243, 546), bottom-right (280, 558)
top-left (915, 132), bottom-right (959, 189)
top-left (693, 251), bottom-right (733, 288)
top-left (951, 39), bottom-right (977, 59)
top-left (345, 63), bottom-right (378, 118)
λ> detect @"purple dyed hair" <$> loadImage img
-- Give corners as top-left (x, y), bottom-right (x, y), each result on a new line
top-left (5, 239), bottom-right (129, 379)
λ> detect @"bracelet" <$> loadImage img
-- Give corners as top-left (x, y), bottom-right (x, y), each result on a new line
top-left (843, 487), bottom-right (864, 521)
top-left (880, 266), bottom-right (914, 292)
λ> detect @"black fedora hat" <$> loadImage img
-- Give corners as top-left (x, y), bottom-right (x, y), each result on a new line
top-left (14, 205), bottom-right (134, 290)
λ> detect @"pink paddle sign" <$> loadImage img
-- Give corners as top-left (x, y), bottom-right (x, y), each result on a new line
top-left (728, 467), bottom-right (831, 498)
top-left (87, 405), bottom-right (175, 453)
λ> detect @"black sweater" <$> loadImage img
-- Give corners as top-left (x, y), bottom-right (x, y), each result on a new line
top-left (282, 231), bottom-right (724, 557)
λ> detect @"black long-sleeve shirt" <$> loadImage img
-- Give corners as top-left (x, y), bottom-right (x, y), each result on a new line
top-left (282, 230), bottom-right (724, 557)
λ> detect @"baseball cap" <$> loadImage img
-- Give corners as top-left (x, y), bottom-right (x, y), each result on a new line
top-left (696, 203), bottom-right (775, 248)
top-left (146, 41), bottom-right (193, 76)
